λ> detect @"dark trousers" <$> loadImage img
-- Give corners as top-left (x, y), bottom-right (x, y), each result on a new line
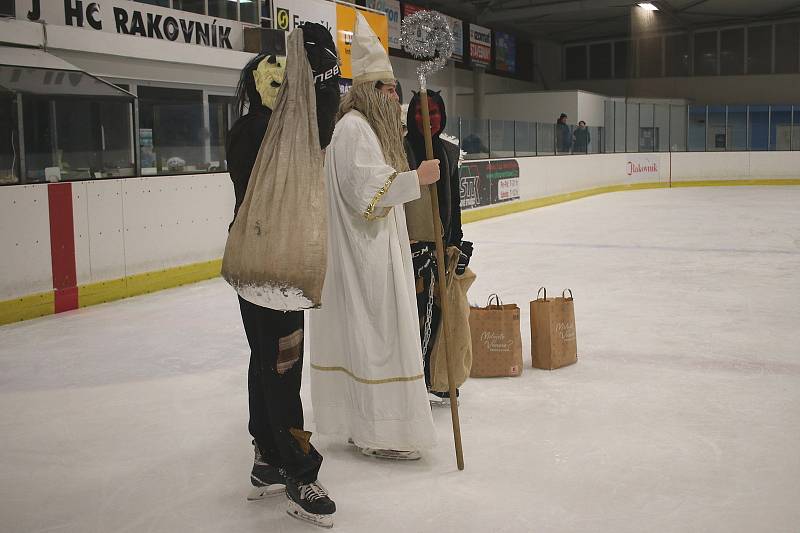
top-left (413, 245), bottom-right (441, 389)
top-left (239, 297), bottom-right (322, 484)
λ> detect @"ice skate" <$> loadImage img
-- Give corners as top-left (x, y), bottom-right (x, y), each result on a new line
top-left (360, 447), bottom-right (421, 461)
top-left (247, 441), bottom-right (286, 501)
top-left (429, 389), bottom-right (459, 408)
top-left (285, 478), bottom-right (336, 528)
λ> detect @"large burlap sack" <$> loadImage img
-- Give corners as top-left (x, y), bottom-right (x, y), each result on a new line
top-left (222, 28), bottom-right (326, 310)
top-left (429, 247), bottom-right (476, 392)
top-left (530, 288), bottom-right (578, 370)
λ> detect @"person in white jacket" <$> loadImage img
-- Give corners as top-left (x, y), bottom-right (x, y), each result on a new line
top-left (310, 12), bottom-right (440, 461)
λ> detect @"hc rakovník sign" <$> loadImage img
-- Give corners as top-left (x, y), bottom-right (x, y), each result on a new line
top-left (16, 0), bottom-right (242, 49)
top-left (625, 155), bottom-right (659, 179)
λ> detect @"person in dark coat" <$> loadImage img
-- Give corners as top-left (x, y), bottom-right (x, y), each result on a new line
top-left (404, 90), bottom-right (473, 404)
top-left (226, 22), bottom-right (340, 526)
top-left (573, 120), bottom-right (591, 153)
top-left (556, 113), bottom-right (572, 154)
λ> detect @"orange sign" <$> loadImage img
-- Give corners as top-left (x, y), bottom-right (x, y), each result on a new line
top-left (335, 5), bottom-right (389, 80)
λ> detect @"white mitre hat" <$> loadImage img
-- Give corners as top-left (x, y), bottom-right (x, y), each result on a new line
top-left (351, 11), bottom-right (394, 85)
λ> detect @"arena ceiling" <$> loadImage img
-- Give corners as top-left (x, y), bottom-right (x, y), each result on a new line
top-left (419, 0), bottom-right (800, 42)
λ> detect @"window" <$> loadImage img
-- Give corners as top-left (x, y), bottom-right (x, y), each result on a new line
top-left (137, 86), bottom-right (205, 175)
top-left (665, 34), bottom-right (690, 77)
top-left (0, 0), bottom-right (15, 17)
top-left (604, 100), bottom-right (615, 153)
top-left (747, 25), bottom-right (772, 74)
top-left (590, 43), bottom-right (612, 79)
top-left (614, 101), bottom-right (626, 152)
top-left (209, 0), bottom-right (238, 21)
top-left (614, 41), bottom-right (629, 79)
top-left (134, 0), bottom-right (171, 7)
top-left (22, 96), bottom-right (134, 183)
top-left (626, 103), bottom-right (639, 152)
top-left (727, 106), bottom-right (747, 150)
top-left (770, 105), bottom-right (792, 150)
top-left (794, 106), bottom-right (800, 151)
top-left (654, 104), bottom-right (670, 152)
top-left (638, 36), bottom-right (662, 78)
top-left (669, 104), bottom-right (687, 151)
top-left (688, 105), bottom-right (706, 151)
top-left (209, 95), bottom-right (232, 171)
top-left (748, 105), bottom-right (769, 150)
top-left (720, 28), bottom-right (744, 75)
top-left (565, 46), bottom-right (587, 80)
top-left (775, 22), bottom-right (800, 74)
top-left (694, 31), bottom-right (718, 76)
top-left (173, 0), bottom-right (205, 15)
top-left (707, 105), bottom-right (726, 151)
top-left (0, 93), bottom-right (17, 184)
top-left (241, 0), bottom-right (260, 24)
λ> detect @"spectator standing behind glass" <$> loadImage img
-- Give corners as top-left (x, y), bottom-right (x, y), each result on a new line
top-left (573, 121), bottom-right (590, 153)
top-left (556, 113), bottom-right (572, 154)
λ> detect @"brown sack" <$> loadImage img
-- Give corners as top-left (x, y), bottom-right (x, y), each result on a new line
top-left (221, 28), bottom-right (326, 310)
top-left (469, 295), bottom-right (523, 378)
top-left (429, 247), bottom-right (476, 392)
top-left (530, 288), bottom-right (578, 370)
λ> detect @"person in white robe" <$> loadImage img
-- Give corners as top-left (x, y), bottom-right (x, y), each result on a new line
top-left (310, 12), bottom-right (441, 459)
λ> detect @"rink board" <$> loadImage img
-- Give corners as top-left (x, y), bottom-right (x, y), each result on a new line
top-left (1, 153), bottom-right (799, 325)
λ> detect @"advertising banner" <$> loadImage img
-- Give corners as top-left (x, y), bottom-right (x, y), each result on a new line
top-left (335, 4), bottom-right (389, 80)
top-left (495, 31), bottom-right (516, 73)
top-left (459, 159), bottom-right (520, 210)
top-left (625, 154), bottom-right (660, 179)
top-left (402, 3), bottom-right (463, 61)
top-left (16, 0), bottom-right (244, 50)
top-left (470, 24), bottom-right (492, 67)
top-left (365, 0), bottom-right (401, 49)
top-left (273, 0), bottom-right (336, 35)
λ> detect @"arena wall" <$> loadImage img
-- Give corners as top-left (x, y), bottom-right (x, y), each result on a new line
top-left (2, 153), bottom-right (799, 324)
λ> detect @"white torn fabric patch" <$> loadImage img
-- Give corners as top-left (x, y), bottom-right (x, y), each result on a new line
top-left (233, 281), bottom-right (315, 311)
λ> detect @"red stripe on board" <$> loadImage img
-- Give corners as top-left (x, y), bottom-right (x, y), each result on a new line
top-left (47, 183), bottom-right (78, 313)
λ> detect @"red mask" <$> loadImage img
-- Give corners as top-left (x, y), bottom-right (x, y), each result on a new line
top-left (414, 97), bottom-right (442, 137)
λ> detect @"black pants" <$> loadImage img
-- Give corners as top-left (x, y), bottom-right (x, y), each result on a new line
top-left (412, 243), bottom-right (441, 389)
top-left (239, 297), bottom-right (322, 484)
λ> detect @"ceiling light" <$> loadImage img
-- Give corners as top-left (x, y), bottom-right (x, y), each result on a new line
top-left (637, 2), bottom-right (658, 10)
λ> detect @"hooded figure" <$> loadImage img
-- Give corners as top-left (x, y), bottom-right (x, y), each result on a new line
top-left (225, 23), bottom-right (339, 528)
top-left (404, 91), bottom-right (473, 401)
top-left (309, 11), bottom-right (440, 461)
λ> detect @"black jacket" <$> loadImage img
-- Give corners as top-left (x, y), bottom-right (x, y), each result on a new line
top-left (405, 91), bottom-right (463, 246)
top-left (226, 107), bottom-right (271, 222)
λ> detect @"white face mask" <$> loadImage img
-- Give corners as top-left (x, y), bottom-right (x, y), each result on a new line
top-left (253, 56), bottom-right (286, 110)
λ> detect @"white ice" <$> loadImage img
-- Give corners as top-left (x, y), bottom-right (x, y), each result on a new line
top-left (1, 186), bottom-right (799, 533)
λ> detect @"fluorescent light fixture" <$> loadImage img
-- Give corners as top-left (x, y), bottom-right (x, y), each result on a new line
top-left (637, 2), bottom-right (658, 10)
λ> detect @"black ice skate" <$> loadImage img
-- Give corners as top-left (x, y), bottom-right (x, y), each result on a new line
top-left (247, 441), bottom-right (286, 501)
top-left (285, 478), bottom-right (336, 528)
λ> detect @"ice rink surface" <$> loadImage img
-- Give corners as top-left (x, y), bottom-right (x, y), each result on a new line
top-left (1, 186), bottom-right (799, 533)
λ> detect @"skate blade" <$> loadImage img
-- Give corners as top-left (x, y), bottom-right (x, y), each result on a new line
top-left (247, 484), bottom-right (285, 501)
top-left (287, 500), bottom-right (334, 528)
top-left (361, 448), bottom-right (421, 461)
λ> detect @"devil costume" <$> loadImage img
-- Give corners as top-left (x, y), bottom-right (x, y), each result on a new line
top-left (226, 22), bottom-right (340, 495)
top-left (404, 90), bottom-right (473, 391)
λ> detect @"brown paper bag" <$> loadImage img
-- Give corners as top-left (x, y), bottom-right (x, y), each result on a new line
top-left (469, 295), bottom-right (523, 378)
top-left (530, 288), bottom-right (578, 370)
top-left (429, 247), bottom-right (476, 392)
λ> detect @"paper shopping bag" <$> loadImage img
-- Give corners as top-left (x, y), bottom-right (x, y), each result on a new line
top-left (530, 288), bottom-right (578, 370)
top-left (469, 295), bottom-right (523, 378)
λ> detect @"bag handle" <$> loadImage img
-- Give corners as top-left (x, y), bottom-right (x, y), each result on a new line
top-left (536, 287), bottom-right (547, 301)
top-left (562, 289), bottom-right (573, 300)
top-left (487, 294), bottom-right (502, 308)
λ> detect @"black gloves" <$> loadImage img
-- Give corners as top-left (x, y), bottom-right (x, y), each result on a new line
top-left (455, 241), bottom-right (473, 275)
top-left (300, 22), bottom-right (340, 150)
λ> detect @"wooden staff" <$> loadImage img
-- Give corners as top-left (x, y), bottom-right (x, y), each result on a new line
top-left (419, 87), bottom-right (464, 471)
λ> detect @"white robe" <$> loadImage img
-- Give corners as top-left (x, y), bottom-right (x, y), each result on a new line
top-left (310, 110), bottom-right (437, 451)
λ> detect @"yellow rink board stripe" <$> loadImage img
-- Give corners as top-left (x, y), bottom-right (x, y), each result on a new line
top-left (0, 259), bottom-right (222, 326)
top-left (2, 179), bottom-right (799, 326)
top-left (461, 178), bottom-right (800, 224)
